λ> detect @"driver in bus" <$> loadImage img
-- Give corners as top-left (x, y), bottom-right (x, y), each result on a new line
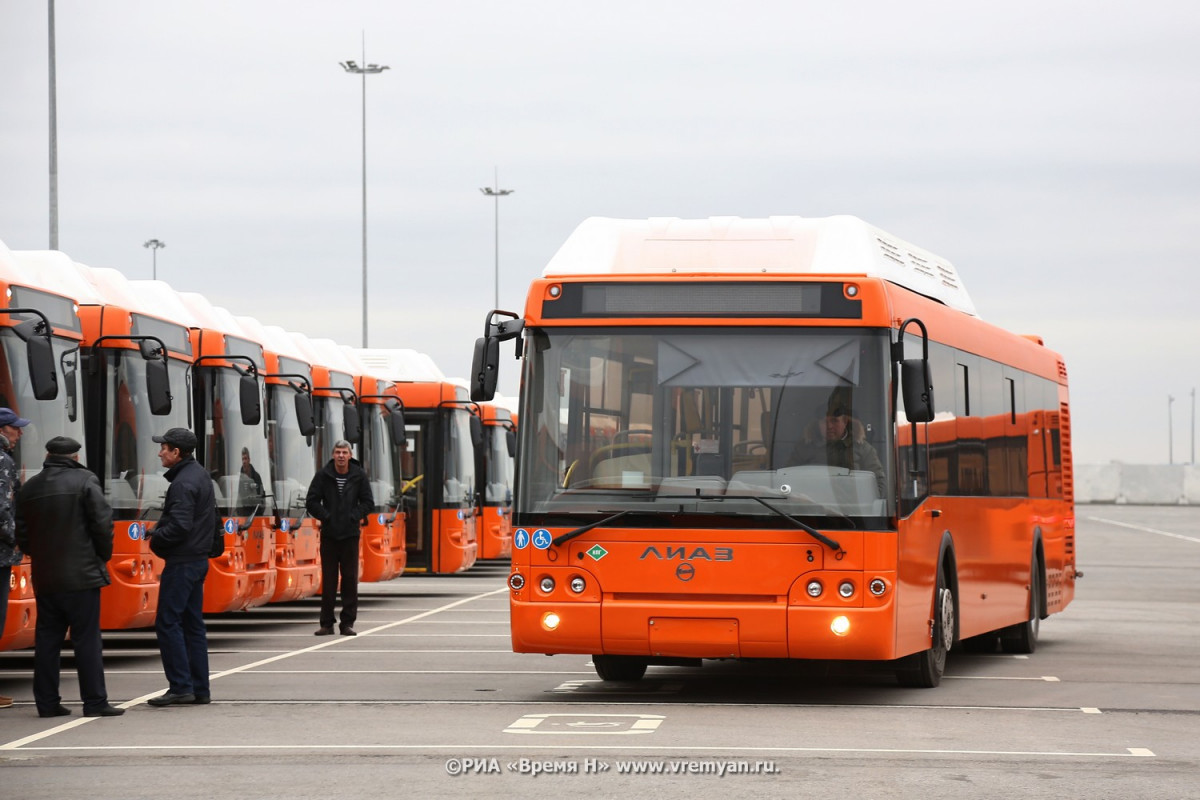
top-left (790, 402), bottom-right (886, 496)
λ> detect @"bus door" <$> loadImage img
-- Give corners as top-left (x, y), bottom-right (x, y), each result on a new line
top-left (401, 403), bottom-right (478, 574)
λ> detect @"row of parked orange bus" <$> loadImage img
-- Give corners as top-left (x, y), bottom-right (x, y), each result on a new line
top-left (0, 241), bottom-right (516, 651)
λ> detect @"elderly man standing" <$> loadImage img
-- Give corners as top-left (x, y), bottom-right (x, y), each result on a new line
top-left (0, 406), bottom-right (30, 711)
top-left (16, 436), bottom-right (123, 717)
top-left (147, 427), bottom-right (214, 707)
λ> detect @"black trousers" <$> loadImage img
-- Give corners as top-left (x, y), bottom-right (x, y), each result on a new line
top-left (34, 587), bottom-right (109, 713)
top-left (319, 536), bottom-right (359, 628)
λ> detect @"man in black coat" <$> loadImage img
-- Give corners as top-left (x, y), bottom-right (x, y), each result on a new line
top-left (306, 439), bottom-right (373, 636)
top-left (15, 436), bottom-right (123, 717)
top-left (146, 427), bottom-right (214, 707)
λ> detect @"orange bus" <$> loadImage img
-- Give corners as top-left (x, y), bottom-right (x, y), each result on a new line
top-left (132, 285), bottom-right (272, 613)
top-left (69, 263), bottom-right (186, 630)
top-left (472, 215), bottom-right (1076, 687)
top-left (342, 348), bottom-right (407, 582)
top-left (234, 317), bottom-right (322, 604)
top-left (0, 245), bottom-right (89, 651)
top-left (475, 400), bottom-right (515, 560)
top-left (355, 349), bottom-right (478, 574)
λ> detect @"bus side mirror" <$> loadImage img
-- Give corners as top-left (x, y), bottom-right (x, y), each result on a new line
top-left (15, 319), bottom-right (59, 401)
top-left (294, 391), bottom-right (316, 437)
top-left (385, 399), bottom-right (405, 446)
top-left (505, 429), bottom-right (516, 459)
top-left (901, 359), bottom-right (935, 423)
top-left (146, 356), bottom-right (172, 415)
top-left (343, 401), bottom-right (361, 444)
top-left (470, 336), bottom-right (499, 402)
top-left (239, 371), bottom-right (262, 425)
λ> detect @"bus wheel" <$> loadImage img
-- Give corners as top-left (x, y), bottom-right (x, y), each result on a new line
top-left (1001, 559), bottom-right (1042, 654)
top-left (896, 565), bottom-right (954, 688)
top-left (593, 655), bottom-right (648, 682)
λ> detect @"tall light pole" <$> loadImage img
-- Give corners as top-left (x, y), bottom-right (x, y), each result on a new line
top-left (1168, 394), bottom-right (1175, 465)
top-left (480, 168), bottom-right (514, 309)
top-left (143, 239), bottom-right (165, 279)
top-left (340, 44), bottom-right (389, 348)
top-left (48, 0), bottom-right (59, 249)
top-left (1191, 387), bottom-right (1196, 464)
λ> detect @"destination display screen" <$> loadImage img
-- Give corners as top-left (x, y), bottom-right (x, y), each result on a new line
top-left (540, 282), bottom-right (861, 319)
top-left (9, 285), bottom-right (82, 332)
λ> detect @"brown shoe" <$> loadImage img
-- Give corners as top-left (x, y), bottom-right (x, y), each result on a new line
top-left (0, 695), bottom-right (12, 709)
top-left (339, 626), bottom-right (357, 636)
top-left (314, 626), bottom-right (334, 636)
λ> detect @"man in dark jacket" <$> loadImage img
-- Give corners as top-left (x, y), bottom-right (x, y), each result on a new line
top-left (306, 440), bottom-right (373, 636)
top-left (147, 427), bottom-right (214, 707)
top-left (15, 436), bottom-right (123, 718)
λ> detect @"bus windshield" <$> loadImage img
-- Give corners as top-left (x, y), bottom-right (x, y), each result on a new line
top-left (518, 327), bottom-right (894, 523)
top-left (0, 332), bottom-right (87, 480)
top-left (268, 384), bottom-right (315, 518)
top-left (484, 424), bottom-right (513, 505)
top-left (104, 353), bottom-right (190, 518)
top-left (362, 403), bottom-right (402, 513)
top-left (444, 407), bottom-right (475, 508)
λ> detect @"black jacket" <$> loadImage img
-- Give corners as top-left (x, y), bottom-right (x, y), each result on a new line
top-left (305, 459), bottom-right (373, 541)
top-left (15, 455), bottom-right (114, 594)
top-left (149, 456), bottom-right (217, 563)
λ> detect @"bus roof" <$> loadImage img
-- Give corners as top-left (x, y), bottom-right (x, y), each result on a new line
top-left (354, 348), bottom-right (446, 382)
top-left (542, 215), bottom-right (978, 317)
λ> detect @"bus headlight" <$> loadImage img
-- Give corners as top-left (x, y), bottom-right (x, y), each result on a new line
top-left (869, 578), bottom-right (887, 597)
top-left (838, 581), bottom-right (855, 598)
top-left (508, 573), bottom-right (525, 591)
top-left (831, 616), bottom-right (851, 636)
top-left (542, 612), bottom-right (561, 631)
top-left (569, 576), bottom-right (586, 593)
top-left (806, 580), bottom-right (823, 598)
top-left (539, 576), bottom-right (555, 593)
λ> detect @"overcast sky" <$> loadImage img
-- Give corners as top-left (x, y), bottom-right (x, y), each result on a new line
top-left (2, 0), bottom-right (1198, 465)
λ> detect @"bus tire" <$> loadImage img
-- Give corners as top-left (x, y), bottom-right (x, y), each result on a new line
top-left (1001, 558), bottom-right (1043, 654)
top-left (593, 655), bottom-right (648, 682)
top-left (895, 563), bottom-right (954, 688)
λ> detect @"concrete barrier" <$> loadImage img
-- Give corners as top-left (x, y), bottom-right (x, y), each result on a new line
top-left (1075, 464), bottom-right (1200, 504)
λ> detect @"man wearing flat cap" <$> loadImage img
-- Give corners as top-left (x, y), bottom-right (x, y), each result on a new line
top-left (0, 406), bottom-right (30, 711)
top-left (16, 436), bottom-right (124, 717)
top-left (146, 427), bottom-right (214, 707)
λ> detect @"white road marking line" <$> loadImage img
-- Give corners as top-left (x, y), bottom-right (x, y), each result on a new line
top-left (5, 743), bottom-right (1155, 758)
top-left (1088, 516), bottom-right (1200, 544)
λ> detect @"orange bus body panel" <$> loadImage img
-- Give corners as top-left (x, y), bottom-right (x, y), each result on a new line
top-left (0, 562), bottom-right (36, 651)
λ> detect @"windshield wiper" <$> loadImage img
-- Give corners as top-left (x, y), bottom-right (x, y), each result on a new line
top-left (552, 509), bottom-right (635, 547)
top-left (747, 496), bottom-right (842, 552)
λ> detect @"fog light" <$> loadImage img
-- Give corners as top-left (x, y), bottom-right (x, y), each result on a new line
top-left (838, 581), bottom-right (855, 598)
top-left (869, 578), bottom-right (887, 596)
top-left (509, 573), bottom-right (526, 591)
top-left (831, 616), bottom-right (850, 636)
top-left (539, 576), bottom-right (555, 593)
top-left (542, 612), bottom-right (561, 630)
top-left (806, 580), bottom-right (823, 598)
top-left (569, 576), bottom-right (586, 593)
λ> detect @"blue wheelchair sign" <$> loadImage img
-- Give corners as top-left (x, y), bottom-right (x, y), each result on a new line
top-left (532, 529), bottom-right (552, 550)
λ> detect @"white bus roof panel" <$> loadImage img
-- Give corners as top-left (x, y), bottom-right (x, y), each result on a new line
top-left (542, 215), bottom-right (977, 317)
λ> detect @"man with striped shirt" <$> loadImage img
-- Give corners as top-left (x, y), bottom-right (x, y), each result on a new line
top-left (305, 440), bottom-right (374, 636)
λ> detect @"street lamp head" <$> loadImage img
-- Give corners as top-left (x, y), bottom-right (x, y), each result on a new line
top-left (481, 188), bottom-right (515, 197)
top-left (143, 239), bottom-right (165, 249)
top-left (342, 60), bottom-right (389, 75)
top-left (340, 60), bottom-right (358, 71)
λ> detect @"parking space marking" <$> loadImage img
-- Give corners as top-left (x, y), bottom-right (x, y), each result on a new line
top-left (946, 675), bottom-right (1060, 682)
top-left (551, 680), bottom-right (686, 695)
top-left (505, 713), bottom-right (666, 734)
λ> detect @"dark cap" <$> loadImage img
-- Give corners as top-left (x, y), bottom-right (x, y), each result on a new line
top-left (152, 427), bottom-right (197, 449)
top-left (0, 408), bottom-right (31, 428)
top-left (46, 436), bottom-right (82, 455)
